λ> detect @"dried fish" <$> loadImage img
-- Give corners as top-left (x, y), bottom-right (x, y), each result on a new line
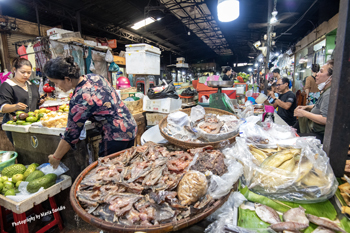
top-left (269, 222), bottom-right (309, 231)
top-left (254, 203), bottom-right (281, 224)
top-left (283, 206), bottom-right (309, 225)
top-left (306, 214), bottom-right (346, 233)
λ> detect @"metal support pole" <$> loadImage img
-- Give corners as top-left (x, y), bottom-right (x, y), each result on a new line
top-left (323, 0), bottom-right (350, 177)
top-left (34, 1), bottom-right (41, 36)
top-left (264, 0), bottom-right (273, 94)
top-left (76, 11), bottom-right (82, 33)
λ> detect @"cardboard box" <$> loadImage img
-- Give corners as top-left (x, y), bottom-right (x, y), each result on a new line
top-left (145, 113), bottom-right (168, 126)
top-left (143, 96), bottom-right (182, 113)
top-left (114, 55), bottom-right (126, 65)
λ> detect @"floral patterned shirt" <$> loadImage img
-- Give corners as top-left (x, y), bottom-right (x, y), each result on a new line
top-left (62, 74), bottom-right (137, 147)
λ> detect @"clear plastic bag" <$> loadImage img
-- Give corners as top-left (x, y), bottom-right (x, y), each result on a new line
top-left (223, 137), bottom-right (338, 203)
top-left (167, 111), bottom-right (189, 128)
top-left (105, 49), bottom-right (113, 63)
top-left (38, 162), bottom-right (69, 176)
top-left (190, 105), bottom-right (205, 122)
top-left (208, 160), bottom-right (243, 199)
top-left (177, 170), bottom-right (208, 205)
top-left (6, 181), bottom-right (44, 202)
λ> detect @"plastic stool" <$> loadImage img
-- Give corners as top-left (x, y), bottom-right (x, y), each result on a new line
top-left (0, 196), bottom-right (63, 233)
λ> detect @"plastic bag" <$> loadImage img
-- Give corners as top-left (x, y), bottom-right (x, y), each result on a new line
top-left (147, 82), bottom-right (179, 99)
top-left (223, 137), bottom-right (338, 203)
top-left (167, 111), bottom-right (189, 128)
top-left (6, 181), bottom-right (44, 202)
top-left (89, 60), bottom-right (96, 72)
top-left (38, 162), bottom-right (69, 177)
top-left (190, 105), bottom-right (205, 122)
top-left (177, 170), bottom-right (208, 205)
top-left (181, 87), bottom-right (197, 96)
top-left (208, 160), bottom-right (243, 199)
top-left (105, 49), bottom-right (113, 63)
top-left (109, 61), bottom-right (120, 72)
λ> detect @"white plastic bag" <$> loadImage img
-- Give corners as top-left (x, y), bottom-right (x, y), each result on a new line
top-left (6, 181), bottom-right (44, 202)
top-left (89, 60), bottom-right (96, 72)
top-left (38, 162), bottom-right (69, 176)
top-left (167, 111), bottom-right (189, 127)
top-left (190, 105), bottom-right (205, 122)
top-left (105, 49), bottom-right (113, 63)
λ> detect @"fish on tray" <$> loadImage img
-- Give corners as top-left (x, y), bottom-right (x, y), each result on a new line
top-left (283, 206), bottom-right (309, 225)
top-left (77, 144), bottom-right (228, 226)
top-left (306, 214), bottom-right (346, 233)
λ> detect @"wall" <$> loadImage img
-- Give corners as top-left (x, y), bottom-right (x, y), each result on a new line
top-left (295, 13), bottom-right (339, 53)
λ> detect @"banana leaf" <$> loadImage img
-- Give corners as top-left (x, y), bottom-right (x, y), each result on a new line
top-left (240, 186), bottom-right (337, 220)
top-left (340, 217), bottom-right (350, 232)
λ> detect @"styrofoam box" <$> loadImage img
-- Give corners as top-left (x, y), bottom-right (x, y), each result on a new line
top-left (126, 50), bottom-right (161, 75)
top-left (143, 96), bottom-right (182, 113)
top-left (47, 28), bottom-right (72, 36)
top-left (2, 124), bottom-right (31, 133)
top-left (176, 63), bottom-right (189, 68)
top-left (125, 44), bottom-right (161, 54)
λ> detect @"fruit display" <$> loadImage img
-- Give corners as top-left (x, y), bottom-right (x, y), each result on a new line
top-left (0, 163), bottom-right (58, 197)
top-left (237, 72), bottom-right (251, 83)
top-left (40, 111), bottom-right (68, 128)
top-left (58, 104), bottom-right (69, 113)
top-left (6, 109), bottom-right (49, 125)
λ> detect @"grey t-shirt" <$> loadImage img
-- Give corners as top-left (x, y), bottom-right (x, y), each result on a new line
top-left (310, 87), bottom-right (331, 134)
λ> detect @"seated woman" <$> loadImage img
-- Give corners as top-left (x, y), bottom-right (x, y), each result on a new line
top-left (293, 60), bottom-right (333, 143)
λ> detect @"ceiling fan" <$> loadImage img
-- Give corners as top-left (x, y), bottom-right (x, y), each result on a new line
top-left (248, 12), bottom-right (298, 29)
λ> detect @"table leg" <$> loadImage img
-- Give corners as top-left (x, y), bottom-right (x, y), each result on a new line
top-left (12, 212), bottom-right (29, 233)
top-left (49, 196), bottom-right (63, 230)
top-left (0, 207), bottom-right (8, 233)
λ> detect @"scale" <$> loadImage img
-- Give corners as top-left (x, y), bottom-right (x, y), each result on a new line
top-left (207, 81), bottom-right (234, 112)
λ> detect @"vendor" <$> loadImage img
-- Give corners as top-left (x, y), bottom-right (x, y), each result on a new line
top-left (268, 77), bottom-right (297, 126)
top-left (304, 64), bottom-right (320, 105)
top-left (43, 56), bottom-right (137, 168)
top-left (222, 66), bottom-right (233, 81)
top-left (293, 60), bottom-right (333, 143)
top-left (0, 58), bottom-right (43, 143)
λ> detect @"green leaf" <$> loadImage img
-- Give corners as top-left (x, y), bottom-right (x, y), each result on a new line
top-left (340, 217), bottom-right (350, 233)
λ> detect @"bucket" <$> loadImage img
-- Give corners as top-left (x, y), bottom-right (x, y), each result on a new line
top-left (255, 93), bottom-right (268, 104)
top-left (0, 151), bottom-right (18, 172)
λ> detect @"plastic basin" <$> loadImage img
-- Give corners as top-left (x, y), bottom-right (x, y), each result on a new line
top-left (0, 151), bottom-right (18, 172)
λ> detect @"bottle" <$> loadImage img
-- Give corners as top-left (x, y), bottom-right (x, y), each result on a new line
top-left (263, 105), bottom-right (275, 122)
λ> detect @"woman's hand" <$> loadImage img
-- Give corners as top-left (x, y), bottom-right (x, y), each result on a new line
top-left (15, 102), bottom-right (27, 111)
top-left (295, 105), bottom-right (309, 111)
top-left (48, 154), bottom-right (61, 169)
top-left (39, 98), bottom-right (45, 106)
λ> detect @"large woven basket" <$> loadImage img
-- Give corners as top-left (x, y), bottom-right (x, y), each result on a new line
top-left (70, 149), bottom-right (235, 232)
top-left (159, 107), bottom-right (239, 149)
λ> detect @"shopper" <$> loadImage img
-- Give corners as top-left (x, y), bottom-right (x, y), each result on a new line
top-left (222, 66), bottom-right (233, 81)
top-left (272, 68), bottom-right (281, 81)
top-left (304, 64), bottom-right (320, 105)
top-left (44, 56), bottom-right (137, 168)
top-left (268, 77), bottom-right (297, 126)
top-left (293, 60), bottom-right (333, 143)
top-left (0, 58), bottom-right (43, 144)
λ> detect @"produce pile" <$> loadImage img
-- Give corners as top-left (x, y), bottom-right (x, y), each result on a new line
top-left (0, 163), bottom-right (57, 196)
top-left (76, 143), bottom-right (228, 226)
top-left (236, 72), bottom-right (250, 83)
top-left (6, 104), bottom-right (69, 128)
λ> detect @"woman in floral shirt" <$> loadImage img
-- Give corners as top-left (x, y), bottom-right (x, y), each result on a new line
top-left (43, 56), bottom-right (137, 168)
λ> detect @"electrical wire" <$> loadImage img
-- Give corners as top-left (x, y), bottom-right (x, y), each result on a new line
top-left (275, 0), bottom-right (318, 39)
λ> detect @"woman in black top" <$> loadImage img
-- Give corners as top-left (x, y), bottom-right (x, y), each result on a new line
top-left (0, 58), bottom-right (41, 143)
top-left (222, 66), bottom-right (233, 81)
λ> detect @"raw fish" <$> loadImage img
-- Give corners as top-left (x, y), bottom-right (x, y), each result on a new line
top-left (254, 203), bottom-right (281, 224)
top-left (312, 226), bottom-right (335, 233)
top-left (283, 206), bottom-right (309, 225)
top-left (306, 214), bottom-right (346, 233)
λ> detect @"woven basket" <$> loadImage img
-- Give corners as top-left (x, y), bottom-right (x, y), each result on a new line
top-left (70, 149), bottom-right (235, 233)
top-left (159, 107), bottom-right (239, 149)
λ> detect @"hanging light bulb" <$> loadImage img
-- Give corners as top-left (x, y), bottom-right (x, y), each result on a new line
top-left (270, 10), bottom-right (278, 24)
top-left (218, 0), bottom-right (240, 22)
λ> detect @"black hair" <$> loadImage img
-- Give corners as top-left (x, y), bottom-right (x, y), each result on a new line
top-left (12, 58), bottom-right (32, 70)
top-left (267, 86), bottom-right (272, 91)
top-left (44, 56), bottom-right (81, 80)
top-left (326, 59), bottom-right (334, 76)
top-left (271, 82), bottom-right (276, 87)
top-left (281, 77), bottom-right (290, 85)
top-left (311, 64), bottom-right (320, 73)
top-left (273, 68), bottom-right (280, 74)
top-left (223, 66), bottom-right (232, 74)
